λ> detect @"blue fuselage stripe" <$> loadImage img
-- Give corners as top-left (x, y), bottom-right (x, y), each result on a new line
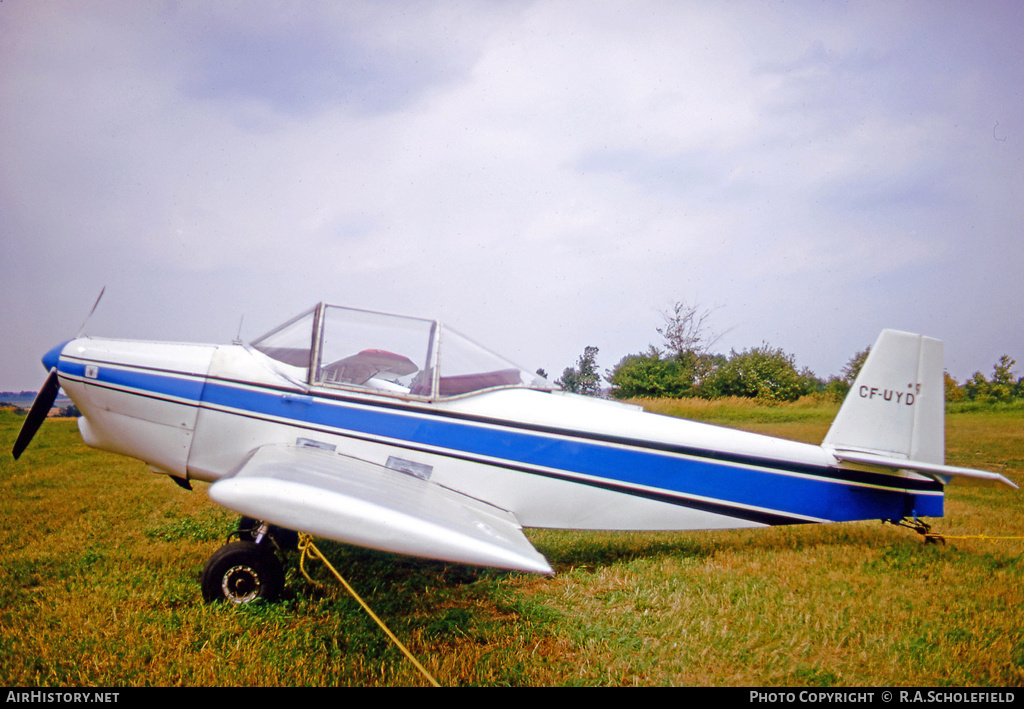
top-left (60, 359), bottom-right (944, 523)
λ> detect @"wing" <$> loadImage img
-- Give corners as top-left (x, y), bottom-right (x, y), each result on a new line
top-left (208, 444), bottom-right (553, 574)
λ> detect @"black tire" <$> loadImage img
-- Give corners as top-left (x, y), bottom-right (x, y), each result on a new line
top-left (200, 541), bottom-right (285, 604)
top-left (237, 516), bottom-right (300, 552)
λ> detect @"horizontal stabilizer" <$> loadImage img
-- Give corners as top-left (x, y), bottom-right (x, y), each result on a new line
top-left (208, 444), bottom-right (553, 574)
top-left (831, 449), bottom-right (1017, 489)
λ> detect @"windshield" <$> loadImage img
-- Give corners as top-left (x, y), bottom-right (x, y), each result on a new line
top-left (250, 303), bottom-right (551, 399)
top-left (250, 307), bottom-right (316, 381)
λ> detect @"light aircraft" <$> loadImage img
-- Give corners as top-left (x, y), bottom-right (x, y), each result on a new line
top-left (12, 302), bottom-right (1016, 604)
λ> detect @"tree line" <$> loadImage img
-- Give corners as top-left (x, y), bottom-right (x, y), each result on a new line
top-left (555, 301), bottom-right (1023, 404)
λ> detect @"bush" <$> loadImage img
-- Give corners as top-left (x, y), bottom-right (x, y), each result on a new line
top-left (699, 344), bottom-right (815, 403)
top-left (608, 344), bottom-right (815, 403)
top-left (963, 355), bottom-right (1023, 403)
top-left (607, 348), bottom-right (720, 400)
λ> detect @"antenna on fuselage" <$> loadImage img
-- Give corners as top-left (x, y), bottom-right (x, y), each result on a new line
top-left (233, 314), bottom-right (245, 345)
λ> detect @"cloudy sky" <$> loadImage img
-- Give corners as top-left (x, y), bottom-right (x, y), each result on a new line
top-left (2, 0), bottom-right (1022, 393)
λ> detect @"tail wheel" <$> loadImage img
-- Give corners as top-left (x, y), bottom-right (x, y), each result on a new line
top-left (200, 541), bottom-right (284, 604)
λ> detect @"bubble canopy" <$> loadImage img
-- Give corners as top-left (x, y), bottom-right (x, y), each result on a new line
top-left (250, 304), bottom-right (552, 400)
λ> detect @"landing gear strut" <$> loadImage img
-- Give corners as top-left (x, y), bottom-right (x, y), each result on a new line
top-left (884, 517), bottom-right (946, 545)
top-left (236, 516), bottom-right (299, 551)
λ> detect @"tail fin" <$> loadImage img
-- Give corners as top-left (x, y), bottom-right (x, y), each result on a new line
top-left (824, 329), bottom-right (944, 464)
top-left (824, 330), bottom-right (1016, 488)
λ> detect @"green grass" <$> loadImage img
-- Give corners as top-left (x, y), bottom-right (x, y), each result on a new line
top-left (1, 404), bottom-right (1021, 686)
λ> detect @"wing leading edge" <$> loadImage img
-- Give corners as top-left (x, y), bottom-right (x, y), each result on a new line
top-left (208, 444), bottom-right (553, 575)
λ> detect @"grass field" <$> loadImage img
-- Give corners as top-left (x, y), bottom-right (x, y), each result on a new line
top-left (1, 401), bottom-right (1021, 687)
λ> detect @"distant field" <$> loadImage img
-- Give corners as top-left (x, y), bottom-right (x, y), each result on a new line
top-left (1, 401), bottom-right (1021, 687)
top-left (0, 393), bottom-right (72, 411)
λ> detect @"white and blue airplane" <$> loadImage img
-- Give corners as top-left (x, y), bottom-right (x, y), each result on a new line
top-left (12, 302), bottom-right (1016, 603)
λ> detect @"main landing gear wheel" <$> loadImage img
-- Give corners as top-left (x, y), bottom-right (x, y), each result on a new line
top-left (200, 541), bottom-right (285, 604)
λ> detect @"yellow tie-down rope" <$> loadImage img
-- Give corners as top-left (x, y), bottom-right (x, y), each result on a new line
top-left (930, 532), bottom-right (1024, 543)
top-left (297, 533), bottom-right (441, 687)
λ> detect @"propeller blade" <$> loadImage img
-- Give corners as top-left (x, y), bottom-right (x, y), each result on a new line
top-left (77, 285), bottom-right (106, 337)
top-left (12, 368), bottom-right (61, 460)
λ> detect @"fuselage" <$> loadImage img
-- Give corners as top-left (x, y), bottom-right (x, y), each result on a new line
top-left (49, 336), bottom-right (945, 532)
